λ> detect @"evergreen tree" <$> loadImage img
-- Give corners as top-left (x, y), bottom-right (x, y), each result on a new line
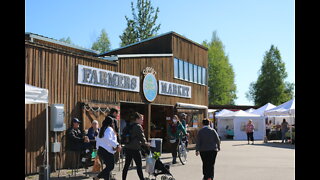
top-left (119, 0), bottom-right (161, 47)
top-left (203, 31), bottom-right (237, 105)
top-left (246, 45), bottom-right (294, 106)
top-left (91, 29), bottom-right (111, 54)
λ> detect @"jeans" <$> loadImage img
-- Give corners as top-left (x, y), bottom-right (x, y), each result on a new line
top-left (122, 148), bottom-right (144, 180)
top-left (97, 147), bottom-right (115, 180)
top-left (200, 150), bottom-right (218, 179)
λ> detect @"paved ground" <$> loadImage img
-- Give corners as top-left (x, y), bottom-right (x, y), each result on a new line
top-left (25, 140), bottom-right (294, 180)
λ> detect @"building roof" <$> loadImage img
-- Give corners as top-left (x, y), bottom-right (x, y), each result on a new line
top-left (25, 32), bottom-right (99, 55)
top-left (98, 31), bottom-right (208, 57)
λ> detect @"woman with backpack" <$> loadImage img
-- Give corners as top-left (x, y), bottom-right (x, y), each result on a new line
top-left (167, 115), bottom-right (187, 164)
top-left (122, 112), bottom-right (150, 180)
top-left (93, 116), bottom-right (121, 180)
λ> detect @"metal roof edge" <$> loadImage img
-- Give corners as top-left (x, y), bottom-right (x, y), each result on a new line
top-left (25, 32), bottom-right (99, 55)
top-left (98, 31), bottom-right (174, 57)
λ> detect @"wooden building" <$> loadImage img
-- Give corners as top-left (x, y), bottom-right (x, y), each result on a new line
top-left (25, 31), bottom-right (208, 175)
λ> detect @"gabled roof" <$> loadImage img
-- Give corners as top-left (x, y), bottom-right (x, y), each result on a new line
top-left (98, 31), bottom-right (208, 57)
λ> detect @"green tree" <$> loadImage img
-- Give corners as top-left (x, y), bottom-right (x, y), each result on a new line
top-left (59, 37), bottom-right (73, 44)
top-left (119, 0), bottom-right (161, 47)
top-left (91, 29), bottom-right (111, 54)
top-left (246, 45), bottom-right (294, 106)
top-left (202, 31), bottom-right (237, 105)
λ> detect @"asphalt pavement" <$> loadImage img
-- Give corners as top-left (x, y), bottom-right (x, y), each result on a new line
top-left (25, 140), bottom-right (295, 180)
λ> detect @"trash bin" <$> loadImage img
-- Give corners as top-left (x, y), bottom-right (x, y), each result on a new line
top-left (149, 138), bottom-right (162, 154)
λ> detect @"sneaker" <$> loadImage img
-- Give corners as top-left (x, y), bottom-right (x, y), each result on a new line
top-left (172, 160), bottom-right (177, 164)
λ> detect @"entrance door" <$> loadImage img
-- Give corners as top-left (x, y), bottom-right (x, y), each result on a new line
top-left (120, 102), bottom-right (147, 136)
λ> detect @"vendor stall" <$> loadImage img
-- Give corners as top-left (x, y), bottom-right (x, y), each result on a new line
top-left (265, 99), bottom-right (295, 143)
top-left (216, 110), bottom-right (265, 140)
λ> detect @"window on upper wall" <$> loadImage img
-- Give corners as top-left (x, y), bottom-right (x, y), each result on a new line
top-left (184, 61), bottom-right (189, 81)
top-left (194, 64), bottom-right (198, 84)
top-left (173, 57), bottom-right (207, 86)
top-left (189, 63), bottom-right (193, 82)
top-left (174, 58), bottom-right (179, 78)
top-left (198, 66), bottom-right (202, 84)
top-left (179, 59), bottom-right (184, 79)
top-left (202, 67), bottom-right (207, 85)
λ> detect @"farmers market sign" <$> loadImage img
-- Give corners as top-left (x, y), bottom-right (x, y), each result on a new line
top-left (159, 80), bottom-right (191, 98)
top-left (78, 64), bottom-right (140, 92)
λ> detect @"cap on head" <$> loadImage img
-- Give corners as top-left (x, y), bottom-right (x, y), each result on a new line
top-left (73, 118), bottom-right (81, 124)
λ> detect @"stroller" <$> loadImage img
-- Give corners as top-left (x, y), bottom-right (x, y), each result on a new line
top-left (144, 147), bottom-right (175, 180)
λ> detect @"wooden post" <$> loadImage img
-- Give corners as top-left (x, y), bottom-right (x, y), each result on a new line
top-left (147, 103), bottom-right (151, 140)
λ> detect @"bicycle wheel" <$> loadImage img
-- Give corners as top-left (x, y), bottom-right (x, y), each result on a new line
top-left (178, 141), bottom-right (187, 165)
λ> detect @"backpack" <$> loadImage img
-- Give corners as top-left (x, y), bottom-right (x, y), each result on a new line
top-left (121, 123), bottom-right (137, 145)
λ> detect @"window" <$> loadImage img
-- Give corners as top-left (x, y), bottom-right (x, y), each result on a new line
top-left (194, 64), bottom-right (198, 83)
top-left (189, 63), bottom-right (193, 82)
top-left (174, 58), bottom-right (179, 78)
top-left (202, 67), bottom-right (206, 85)
top-left (198, 66), bottom-right (202, 84)
top-left (179, 59), bottom-right (184, 79)
top-left (184, 61), bottom-right (189, 81)
top-left (173, 57), bottom-right (206, 86)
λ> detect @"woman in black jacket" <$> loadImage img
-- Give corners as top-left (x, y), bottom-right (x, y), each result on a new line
top-left (122, 112), bottom-right (149, 180)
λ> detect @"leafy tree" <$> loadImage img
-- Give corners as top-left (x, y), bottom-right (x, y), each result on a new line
top-left (202, 31), bottom-right (237, 105)
top-left (119, 0), bottom-right (161, 47)
top-left (91, 29), bottom-right (111, 54)
top-left (59, 37), bottom-right (73, 44)
top-left (246, 45), bottom-right (294, 106)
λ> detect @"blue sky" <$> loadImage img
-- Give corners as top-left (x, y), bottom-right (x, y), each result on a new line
top-left (25, 0), bottom-right (295, 106)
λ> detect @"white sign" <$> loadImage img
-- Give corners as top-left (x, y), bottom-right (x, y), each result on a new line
top-left (78, 64), bottom-right (140, 92)
top-left (159, 80), bottom-right (191, 98)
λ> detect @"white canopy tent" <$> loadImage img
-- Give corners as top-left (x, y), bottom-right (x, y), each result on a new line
top-left (216, 110), bottom-right (265, 140)
top-left (252, 103), bottom-right (276, 116)
top-left (245, 108), bottom-right (256, 113)
top-left (264, 99), bottom-right (295, 117)
top-left (264, 99), bottom-right (295, 141)
top-left (25, 84), bottom-right (50, 179)
top-left (215, 109), bottom-right (234, 117)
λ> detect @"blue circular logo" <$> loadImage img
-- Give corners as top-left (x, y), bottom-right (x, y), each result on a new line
top-left (143, 73), bottom-right (157, 102)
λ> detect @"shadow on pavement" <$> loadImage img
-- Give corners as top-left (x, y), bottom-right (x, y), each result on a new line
top-left (253, 142), bottom-right (295, 149)
top-left (50, 175), bottom-right (90, 179)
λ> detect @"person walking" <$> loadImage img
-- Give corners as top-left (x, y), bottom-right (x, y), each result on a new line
top-left (246, 119), bottom-right (255, 144)
top-left (122, 112), bottom-right (149, 180)
top-left (196, 119), bottom-right (221, 180)
top-left (93, 116), bottom-right (121, 180)
top-left (281, 119), bottom-right (289, 143)
top-left (167, 115), bottom-right (187, 164)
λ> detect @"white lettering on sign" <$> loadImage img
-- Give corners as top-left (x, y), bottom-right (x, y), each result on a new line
top-left (159, 80), bottom-right (191, 98)
top-left (78, 64), bottom-right (140, 92)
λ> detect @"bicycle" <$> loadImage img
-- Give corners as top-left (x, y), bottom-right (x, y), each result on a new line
top-left (177, 133), bottom-right (188, 165)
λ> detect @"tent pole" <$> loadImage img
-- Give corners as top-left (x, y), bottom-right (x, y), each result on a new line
top-left (46, 103), bottom-right (50, 179)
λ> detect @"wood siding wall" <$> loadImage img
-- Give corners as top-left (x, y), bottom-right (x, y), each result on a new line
top-left (25, 41), bottom-right (118, 175)
top-left (118, 56), bottom-right (208, 106)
